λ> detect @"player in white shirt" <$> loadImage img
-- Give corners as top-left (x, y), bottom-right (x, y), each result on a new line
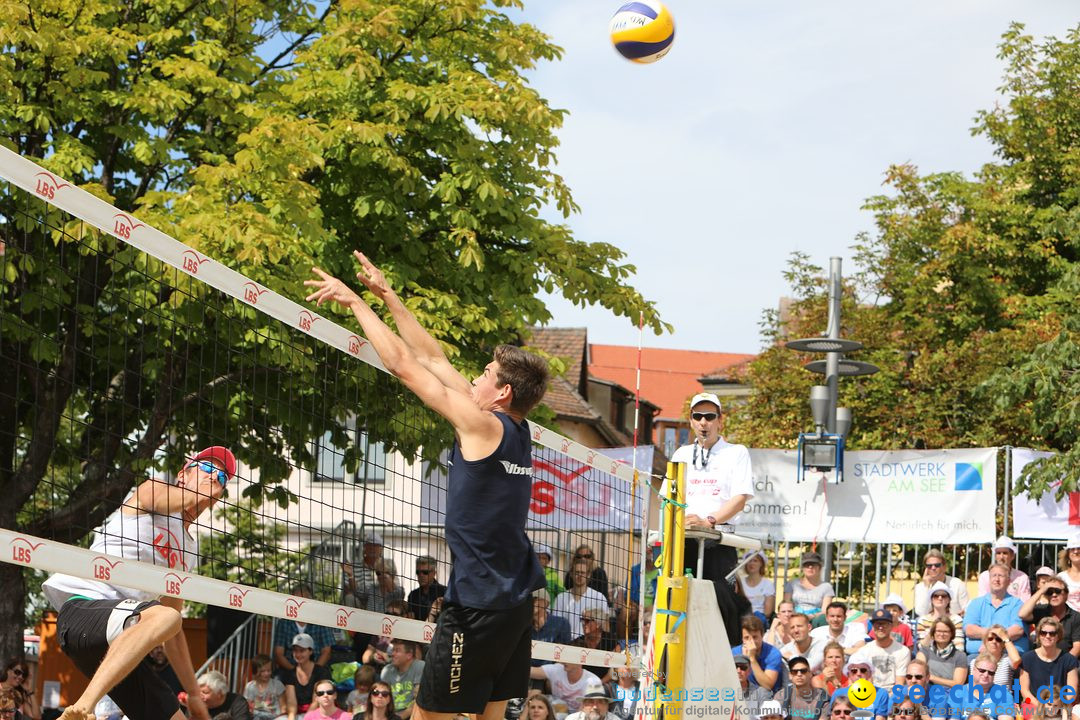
top-left (47, 447), bottom-right (235, 720)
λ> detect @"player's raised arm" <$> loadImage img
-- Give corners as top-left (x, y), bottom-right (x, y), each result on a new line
top-left (305, 266), bottom-right (497, 447)
top-left (351, 251), bottom-right (473, 396)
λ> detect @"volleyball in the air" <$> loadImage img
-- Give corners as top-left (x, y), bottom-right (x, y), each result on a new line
top-left (609, 1), bottom-right (675, 64)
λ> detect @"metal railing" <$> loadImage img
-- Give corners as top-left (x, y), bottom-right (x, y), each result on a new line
top-left (195, 614), bottom-right (274, 693)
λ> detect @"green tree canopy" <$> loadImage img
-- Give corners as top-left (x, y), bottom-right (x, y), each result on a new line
top-left (0, 0), bottom-right (667, 659)
top-left (731, 24), bottom-right (1080, 496)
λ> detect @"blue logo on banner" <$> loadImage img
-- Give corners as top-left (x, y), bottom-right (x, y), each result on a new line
top-left (955, 462), bottom-right (983, 491)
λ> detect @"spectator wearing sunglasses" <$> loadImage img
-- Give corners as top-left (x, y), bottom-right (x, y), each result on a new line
top-left (42, 446), bottom-right (235, 720)
top-left (563, 545), bottom-right (610, 601)
top-left (407, 556), bottom-right (445, 622)
top-left (1019, 618), bottom-right (1079, 706)
top-left (363, 681), bottom-right (400, 720)
top-left (967, 624), bottom-right (1021, 686)
top-left (1019, 577), bottom-right (1080, 657)
top-left (303, 679), bottom-right (350, 719)
top-left (1058, 533), bottom-right (1080, 612)
top-left (773, 656), bottom-right (828, 720)
top-left (829, 662), bottom-right (889, 719)
top-left (913, 550), bottom-right (970, 619)
top-left (885, 659), bottom-right (933, 720)
top-left (1, 659), bottom-right (34, 720)
top-left (670, 393), bottom-right (754, 632)
top-left (959, 652), bottom-right (1016, 720)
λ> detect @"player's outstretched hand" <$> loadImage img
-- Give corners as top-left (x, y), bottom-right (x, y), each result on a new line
top-left (353, 250), bottom-right (393, 300)
top-left (305, 267), bottom-right (362, 309)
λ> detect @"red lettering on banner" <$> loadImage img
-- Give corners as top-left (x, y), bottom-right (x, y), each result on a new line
top-left (285, 598), bottom-right (305, 618)
top-left (586, 451), bottom-right (597, 465)
top-left (579, 649), bottom-right (589, 663)
top-left (560, 439), bottom-right (571, 454)
top-left (532, 426), bottom-right (543, 441)
top-left (33, 172), bottom-right (69, 200)
top-left (10, 538), bottom-right (43, 565)
top-left (347, 335), bottom-right (366, 356)
top-left (242, 282), bottom-right (267, 305)
top-left (530, 480), bottom-right (556, 514)
top-left (163, 572), bottom-right (188, 596)
top-left (181, 250), bottom-right (208, 275)
top-left (91, 556), bottom-right (122, 581)
top-left (298, 310), bottom-right (318, 332)
top-left (112, 212), bottom-right (144, 240)
top-left (423, 624), bottom-right (435, 642)
top-left (227, 586), bottom-right (249, 608)
top-left (381, 616), bottom-right (395, 636)
top-left (336, 608), bottom-right (355, 628)
top-left (610, 460), bottom-right (620, 474)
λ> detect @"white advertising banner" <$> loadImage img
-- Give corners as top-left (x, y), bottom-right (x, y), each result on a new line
top-left (1011, 447), bottom-right (1076, 540)
top-left (420, 446), bottom-right (652, 531)
top-left (735, 448), bottom-right (998, 543)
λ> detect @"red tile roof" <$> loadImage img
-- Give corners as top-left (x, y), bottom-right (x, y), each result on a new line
top-left (588, 345), bottom-right (757, 421)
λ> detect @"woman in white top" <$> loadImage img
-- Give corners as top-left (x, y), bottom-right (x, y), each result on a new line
top-left (1057, 536), bottom-right (1080, 612)
top-left (740, 551), bottom-right (775, 621)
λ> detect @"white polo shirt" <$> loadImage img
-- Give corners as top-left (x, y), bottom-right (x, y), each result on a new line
top-left (670, 438), bottom-right (754, 528)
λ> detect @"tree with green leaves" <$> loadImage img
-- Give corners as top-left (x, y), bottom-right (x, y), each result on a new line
top-left (731, 23), bottom-right (1080, 497)
top-left (0, 0), bottom-right (667, 661)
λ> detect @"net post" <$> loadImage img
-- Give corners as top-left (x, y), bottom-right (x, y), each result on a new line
top-left (653, 461), bottom-right (688, 720)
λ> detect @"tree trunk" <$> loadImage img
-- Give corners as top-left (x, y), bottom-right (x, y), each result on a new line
top-left (0, 563), bottom-right (27, 661)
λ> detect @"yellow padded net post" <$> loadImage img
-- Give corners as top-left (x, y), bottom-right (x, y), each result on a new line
top-left (653, 460), bottom-right (688, 719)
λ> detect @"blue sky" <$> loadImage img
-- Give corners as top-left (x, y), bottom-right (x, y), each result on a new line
top-left (512, 1), bottom-right (1079, 353)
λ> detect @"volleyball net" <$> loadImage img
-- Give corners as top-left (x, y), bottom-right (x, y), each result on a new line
top-left (0, 146), bottom-right (656, 668)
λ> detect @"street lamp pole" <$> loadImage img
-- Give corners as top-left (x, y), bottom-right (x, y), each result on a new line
top-left (785, 256), bottom-right (879, 585)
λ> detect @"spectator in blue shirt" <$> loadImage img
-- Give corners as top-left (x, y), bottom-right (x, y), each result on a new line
top-left (532, 590), bottom-right (572, 666)
top-left (964, 564), bottom-right (1030, 656)
top-left (733, 614), bottom-right (784, 691)
top-left (272, 584), bottom-right (336, 674)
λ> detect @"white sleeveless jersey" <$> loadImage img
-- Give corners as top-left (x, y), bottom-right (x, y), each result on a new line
top-left (42, 499), bottom-right (198, 609)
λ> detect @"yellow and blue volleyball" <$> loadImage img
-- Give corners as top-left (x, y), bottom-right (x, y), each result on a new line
top-left (609, 1), bottom-right (675, 64)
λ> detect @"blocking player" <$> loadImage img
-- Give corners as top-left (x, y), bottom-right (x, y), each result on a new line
top-left (44, 446), bottom-right (235, 720)
top-left (305, 251), bottom-right (548, 720)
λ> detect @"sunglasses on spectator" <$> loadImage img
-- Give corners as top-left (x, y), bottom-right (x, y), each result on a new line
top-left (1040, 629), bottom-right (1060, 637)
top-left (849, 667), bottom-right (870, 674)
top-left (315, 689), bottom-right (336, 697)
top-left (975, 667), bottom-right (995, 674)
top-left (1045, 588), bottom-right (1063, 596)
top-left (9, 669), bottom-right (23, 677)
top-left (417, 569), bottom-right (433, 575)
top-left (832, 710), bottom-right (852, 717)
top-left (985, 635), bottom-right (1001, 642)
top-left (924, 562), bottom-right (943, 568)
top-left (791, 668), bottom-right (810, 675)
top-left (906, 674), bottom-right (924, 680)
top-left (372, 690), bottom-right (392, 698)
top-left (0, 709), bottom-right (15, 718)
top-left (691, 412), bottom-right (718, 421)
top-left (932, 594), bottom-right (949, 600)
top-left (187, 460), bottom-right (229, 487)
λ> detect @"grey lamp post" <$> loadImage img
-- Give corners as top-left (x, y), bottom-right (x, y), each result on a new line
top-left (784, 257), bottom-right (878, 580)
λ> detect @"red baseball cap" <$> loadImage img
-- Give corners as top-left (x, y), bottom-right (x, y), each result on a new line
top-left (191, 446), bottom-right (237, 480)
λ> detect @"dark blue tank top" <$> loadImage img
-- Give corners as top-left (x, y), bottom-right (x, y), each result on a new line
top-left (444, 412), bottom-right (545, 609)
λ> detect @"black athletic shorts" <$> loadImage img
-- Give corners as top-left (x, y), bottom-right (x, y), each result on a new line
top-left (57, 597), bottom-right (181, 720)
top-left (416, 599), bottom-right (532, 713)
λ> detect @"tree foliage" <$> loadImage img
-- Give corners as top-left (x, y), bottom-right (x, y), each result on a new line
top-left (0, 0), bottom-right (667, 657)
top-left (730, 23), bottom-right (1080, 503)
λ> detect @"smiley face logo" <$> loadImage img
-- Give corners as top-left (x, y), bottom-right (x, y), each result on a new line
top-left (848, 678), bottom-right (876, 708)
